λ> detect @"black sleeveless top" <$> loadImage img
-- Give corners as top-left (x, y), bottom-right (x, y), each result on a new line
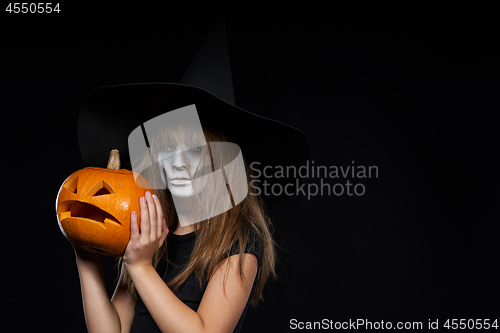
top-left (130, 230), bottom-right (263, 333)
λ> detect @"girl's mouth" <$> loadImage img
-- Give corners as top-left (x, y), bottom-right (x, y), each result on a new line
top-left (169, 178), bottom-right (191, 185)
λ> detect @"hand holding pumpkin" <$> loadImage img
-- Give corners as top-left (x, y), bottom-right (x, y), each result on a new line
top-left (123, 191), bottom-right (169, 269)
top-left (74, 245), bottom-right (101, 263)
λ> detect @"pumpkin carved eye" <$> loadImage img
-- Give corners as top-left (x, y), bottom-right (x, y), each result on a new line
top-left (64, 176), bottom-right (78, 194)
top-left (89, 180), bottom-right (115, 197)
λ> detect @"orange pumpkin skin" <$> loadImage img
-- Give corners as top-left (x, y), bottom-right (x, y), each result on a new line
top-left (56, 167), bottom-right (152, 257)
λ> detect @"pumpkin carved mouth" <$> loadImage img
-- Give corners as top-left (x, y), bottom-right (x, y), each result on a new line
top-left (58, 200), bottom-right (122, 225)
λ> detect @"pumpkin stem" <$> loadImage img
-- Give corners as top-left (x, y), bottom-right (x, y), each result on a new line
top-left (107, 149), bottom-right (121, 170)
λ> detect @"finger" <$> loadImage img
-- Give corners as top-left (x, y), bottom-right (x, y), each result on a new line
top-left (145, 191), bottom-right (157, 241)
top-left (130, 211), bottom-right (140, 242)
top-left (159, 218), bottom-right (169, 247)
top-left (152, 193), bottom-right (164, 239)
top-left (139, 196), bottom-right (150, 240)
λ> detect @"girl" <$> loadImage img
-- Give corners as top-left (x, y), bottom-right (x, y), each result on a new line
top-left (74, 124), bottom-right (277, 333)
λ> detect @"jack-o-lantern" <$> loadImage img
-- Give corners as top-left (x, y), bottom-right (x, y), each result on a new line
top-left (55, 150), bottom-right (152, 257)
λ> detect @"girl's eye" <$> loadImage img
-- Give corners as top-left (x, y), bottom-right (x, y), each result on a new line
top-left (165, 146), bottom-right (176, 152)
top-left (193, 146), bottom-right (202, 152)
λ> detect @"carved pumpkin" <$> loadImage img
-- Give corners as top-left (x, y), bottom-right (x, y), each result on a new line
top-left (55, 150), bottom-right (152, 257)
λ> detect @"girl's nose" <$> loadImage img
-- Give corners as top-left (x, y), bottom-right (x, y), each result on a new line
top-left (172, 152), bottom-right (186, 170)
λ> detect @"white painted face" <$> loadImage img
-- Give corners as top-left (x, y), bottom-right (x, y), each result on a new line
top-left (157, 143), bottom-right (206, 198)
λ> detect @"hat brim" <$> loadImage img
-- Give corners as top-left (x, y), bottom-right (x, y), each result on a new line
top-left (78, 83), bottom-right (310, 212)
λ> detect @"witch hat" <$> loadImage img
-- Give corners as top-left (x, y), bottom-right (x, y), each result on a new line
top-left (77, 14), bottom-right (310, 213)
top-left (180, 15), bottom-right (234, 105)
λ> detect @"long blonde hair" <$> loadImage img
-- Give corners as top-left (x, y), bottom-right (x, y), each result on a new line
top-left (119, 125), bottom-right (277, 306)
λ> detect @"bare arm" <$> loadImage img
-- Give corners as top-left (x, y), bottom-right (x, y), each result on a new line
top-left (123, 191), bottom-right (258, 333)
top-left (111, 263), bottom-right (137, 333)
top-left (127, 253), bottom-right (257, 333)
top-left (75, 249), bottom-right (136, 333)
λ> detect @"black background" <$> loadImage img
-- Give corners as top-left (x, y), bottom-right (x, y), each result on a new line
top-left (2, 2), bottom-right (498, 332)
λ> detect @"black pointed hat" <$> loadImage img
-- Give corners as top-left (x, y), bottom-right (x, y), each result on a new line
top-left (78, 15), bottom-right (309, 213)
